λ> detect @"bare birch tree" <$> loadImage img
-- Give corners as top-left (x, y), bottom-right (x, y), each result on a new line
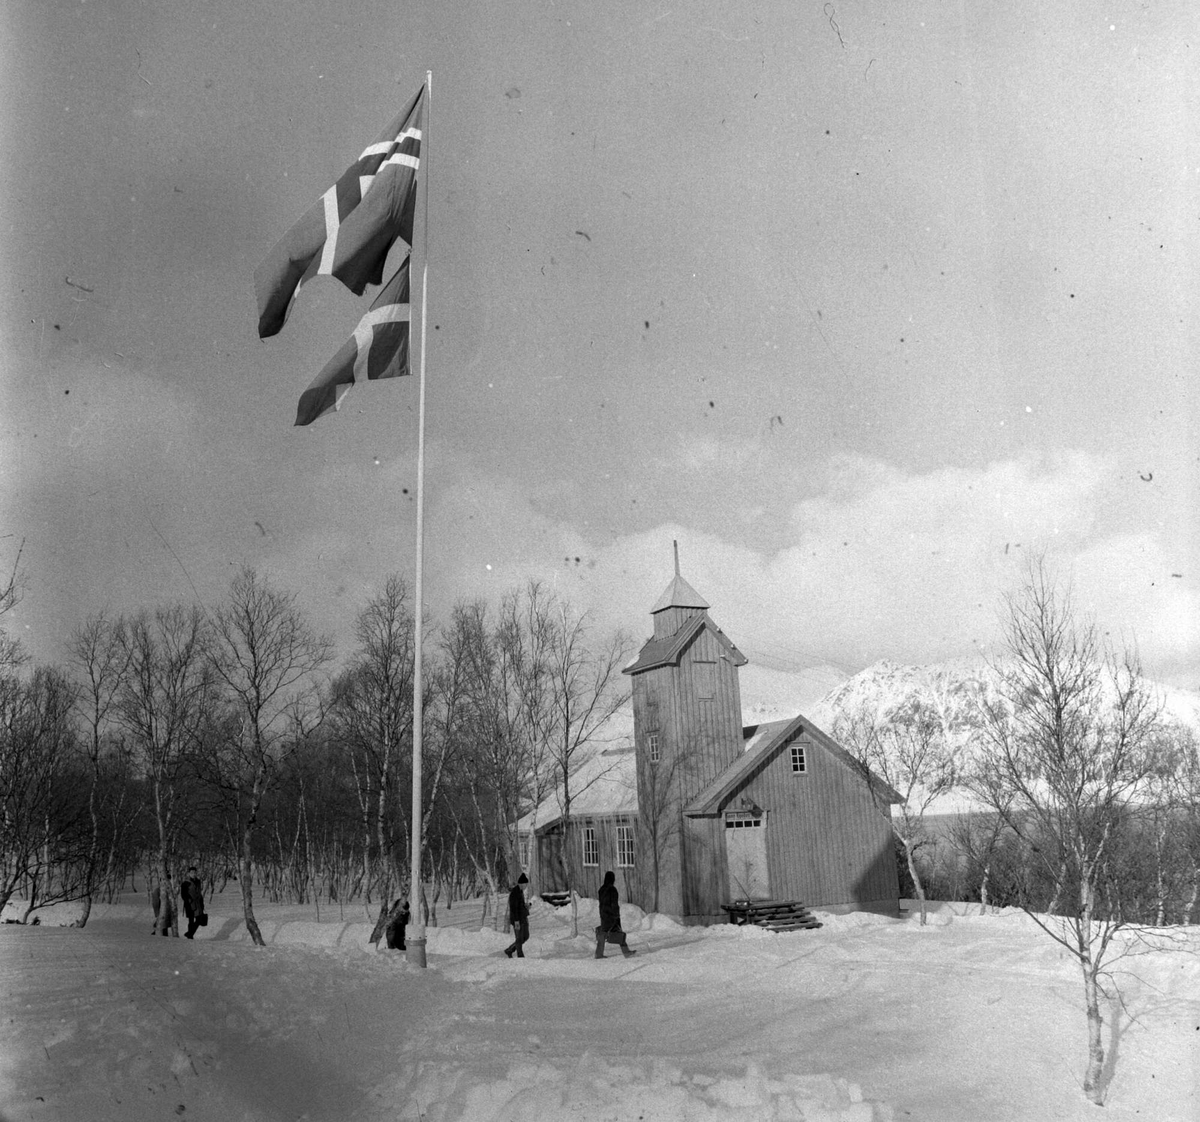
top-left (117, 604), bottom-right (215, 936)
top-left (68, 614), bottom-right (132, 927)
top-left (0, 666), bottom-right (80, 918)
top-left (209, 568), bottom-right (331, 946)
top-left (539, 590), bottom-right (632, 935)
top-left (968, 558), bottom-right (1164, 1106)
top-left (834, 701), bottom-right (958, 925)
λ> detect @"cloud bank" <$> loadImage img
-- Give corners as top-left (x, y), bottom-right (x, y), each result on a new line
top-left (421, 450), bottom-right (1198, 685)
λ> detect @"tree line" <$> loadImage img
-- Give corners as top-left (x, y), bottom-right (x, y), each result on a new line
top-left (0, 563), bottom-right (630, 943)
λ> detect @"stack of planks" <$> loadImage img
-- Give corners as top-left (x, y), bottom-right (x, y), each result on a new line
top-left (720, 899), bottom-right (823, 932)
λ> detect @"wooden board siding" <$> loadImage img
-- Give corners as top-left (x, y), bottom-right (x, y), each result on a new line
top-left (653, 604), bottom-right (700, 640)
top-left (735, 732), bottom-right (898, 907)
top-left (631, 621), bottom-right (746, 918)
top-left (632, 627), bottom-right (743, 804)
top-left (535, 817), bottom-right (638, 903)
top-left (681, 815), bottom-right (724, 918)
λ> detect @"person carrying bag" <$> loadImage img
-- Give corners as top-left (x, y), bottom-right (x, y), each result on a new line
top-left (595, 871), bottom-right (636, 959)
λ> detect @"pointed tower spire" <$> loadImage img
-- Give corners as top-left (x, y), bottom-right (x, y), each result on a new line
top-left (650, 541), bottom-right (709, 637)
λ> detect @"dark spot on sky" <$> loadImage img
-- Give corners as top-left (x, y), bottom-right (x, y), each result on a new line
top-left (505, 87), bottom-right (521, 99)
top-left (54, 324), bottom-right (61, 330)
top-left (64, 389), bottom-right (69, 395)
top-left (402, 487), bottom-right (410, 494)
top-left (644, 320), bottom-right (650, 329)
top-left (575, 230), bottom-right (591, 241)
top-left (708, 401), bottom-right (715, 408)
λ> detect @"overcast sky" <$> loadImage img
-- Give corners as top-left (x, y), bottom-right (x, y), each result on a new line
top-left (2, 0), bottom-right (1196, 690)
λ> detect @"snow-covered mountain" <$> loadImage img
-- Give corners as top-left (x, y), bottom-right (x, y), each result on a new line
top-left (806, 658), bottom-right (998, 741)
top-left (741, 656), bottom-right (1200, 744)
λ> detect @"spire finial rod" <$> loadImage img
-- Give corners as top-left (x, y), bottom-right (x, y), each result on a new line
top-left (673, 539), bottom-right (680, 576)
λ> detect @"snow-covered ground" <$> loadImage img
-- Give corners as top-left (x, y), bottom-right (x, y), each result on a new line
top-left (1, 891), bottom-right (1197, 1121)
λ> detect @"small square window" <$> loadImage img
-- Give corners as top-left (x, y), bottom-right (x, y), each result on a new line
top-left (648, 733), bottom-right (660, 763)
top-left (582, 826), bottom-right (598, 867)
top-left (616, 825), bottom-right (635, 868)
top-left (790, 745), bottom-right (807, 774)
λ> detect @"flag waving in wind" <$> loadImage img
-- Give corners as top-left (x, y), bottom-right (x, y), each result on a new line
top-left (255, 86), bottom-right (424, 339)
top-left (294, 258), bottom-right (412, 426)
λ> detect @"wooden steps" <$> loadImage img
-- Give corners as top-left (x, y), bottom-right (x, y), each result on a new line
top-left (720, 899), bottom-right (823, 932)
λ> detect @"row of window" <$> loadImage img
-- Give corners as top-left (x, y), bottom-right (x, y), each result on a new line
top-left (644, 735), bottom-right (808, 774)
top-left (582, 824), bottom-right (635, 868)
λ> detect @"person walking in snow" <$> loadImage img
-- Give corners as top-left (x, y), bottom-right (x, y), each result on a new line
top-left (504, 873), bottom-right (530, 958)
top-left (180, 866), bottom-right (206, 939)
top-left (385, 898), bottom-right (410, 950)
top-left (595, 871), bottom-right (636, 959)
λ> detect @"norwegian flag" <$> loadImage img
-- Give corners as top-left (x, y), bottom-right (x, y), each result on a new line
top-left (293, 258), bottom-right (411, 426)
top-left (255, 86), bottom-right (424, 339)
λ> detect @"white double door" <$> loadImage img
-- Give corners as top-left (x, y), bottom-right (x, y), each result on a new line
top-left (725, 811), bottom-right (770, 900)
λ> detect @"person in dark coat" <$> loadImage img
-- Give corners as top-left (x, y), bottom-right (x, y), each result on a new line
top-left (595, 870), bottom-right (636, 958)
top-left (385, 898), bottom-right (410, 950)
top-left (180, 867), bottom-right (206, 939)
top-left (503, 873), bottom-right (530, 958)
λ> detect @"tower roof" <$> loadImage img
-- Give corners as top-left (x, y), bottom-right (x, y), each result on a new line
top-left (650, 572), bottom-right (709, 614)
top-left (622, 613), bottom-right (747, 676)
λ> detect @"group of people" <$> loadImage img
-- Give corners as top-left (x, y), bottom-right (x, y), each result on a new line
top-left (151, 866), bottom-right (635, 957)
top-left (504, 870), bottom-right (637, 960)
top-left (150, 866), bottom-right (207, 938)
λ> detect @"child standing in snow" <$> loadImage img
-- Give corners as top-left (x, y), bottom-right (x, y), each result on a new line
top-left (595, 871), bottom-right (636, 959)
top-left (385, 899), bottom-right (410, 950)
top-left (180, 867), bottom-right (206, 939)
top-left (504, 874), bottom-right (530, 958)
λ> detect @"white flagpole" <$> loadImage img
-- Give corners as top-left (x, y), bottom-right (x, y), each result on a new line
top-left (406, 69), bottom-right (432, 968)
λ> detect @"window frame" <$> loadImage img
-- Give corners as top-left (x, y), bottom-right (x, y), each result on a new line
top-left (724, 810), bottom-right (764, 829)
top-left (582, 825), bottom-right (598, 868)
top-left (648, 732), bottom-right (661, 763)
top-left (615, 823), bottom-right (635, 868)
top-left (790, 744), bottom-right (807, 774)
